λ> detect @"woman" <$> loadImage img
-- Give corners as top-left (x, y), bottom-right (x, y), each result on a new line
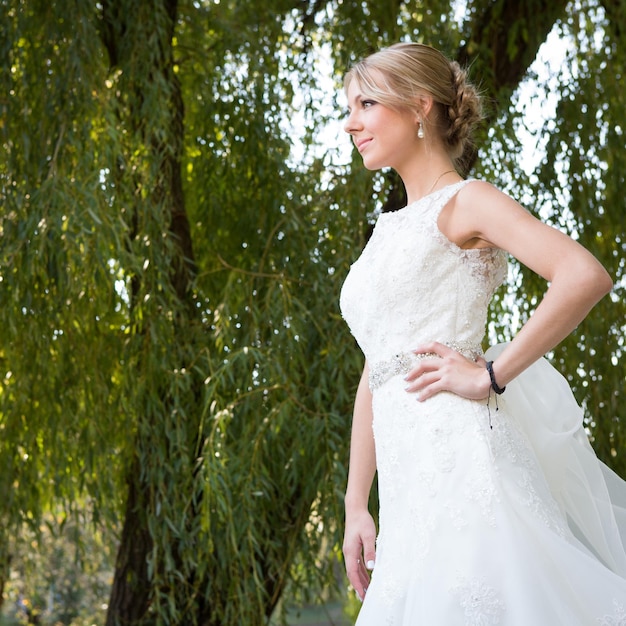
top-left (340, 42), bottom-right (626, 624)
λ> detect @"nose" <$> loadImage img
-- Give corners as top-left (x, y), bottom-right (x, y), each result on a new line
top-left (344, 109), bottom-right (360, 135)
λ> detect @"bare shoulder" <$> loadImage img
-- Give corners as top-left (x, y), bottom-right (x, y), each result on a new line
top-left (455, 179), bottom-right (525, 214)
top-left (440, 180), bottom-right (526, 249)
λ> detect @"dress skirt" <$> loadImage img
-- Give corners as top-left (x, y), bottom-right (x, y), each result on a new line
top-left (355, 344), bottom-right (626, 625)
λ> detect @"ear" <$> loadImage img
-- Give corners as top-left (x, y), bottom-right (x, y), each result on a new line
top-left (414, 94), bottom-right (434, 123)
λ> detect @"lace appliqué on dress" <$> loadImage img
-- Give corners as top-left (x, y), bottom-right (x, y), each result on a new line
top-left (452, 576), bottom-right (506, 626)
top-left (465, 453), bottom-right (499, 528)
top-left (434, 230), bottom-right (507, 295)
top-left (424, 196), bottom-right (508, 304)
top-left (486, 412), bottom-right (568, 536)
top-left (426, 419), bottom-right (457, 473)
top-left (408, 499), bottom-right (435, 562)
top-left (597, 600), bottom-right (626, 626)
top-left (375, 559), bottom-right (403, 611)
top-left (376, 444), bottom-right (403, 504)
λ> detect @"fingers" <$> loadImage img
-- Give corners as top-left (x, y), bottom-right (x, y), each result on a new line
top-left (413, 340), bottom-right (451, 359)
top-left (403, 343), bottom-right (485, 401)
top-left (407, 373), bottom-right (447, 402)
top-left (404, 341), bottom-right (453, 383)
top-left (345, 553), bottom-right (370, 601)
top-left (346, 558), bottom-right (369, 601)
top-left (404, 359), bottom-right (437, 384)
top-left (404, 353), bottom-right (444, 391)
top-left (343, 515), bottom-right (377, 602)
top-left (362, 533), bottom-right (377, 579)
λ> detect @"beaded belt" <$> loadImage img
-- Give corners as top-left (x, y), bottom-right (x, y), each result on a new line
top-left (368, 341), bottom-right (483, 390)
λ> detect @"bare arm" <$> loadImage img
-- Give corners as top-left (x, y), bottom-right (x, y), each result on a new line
top-left (343, 361), bottom-right (377, 601)
top-left (406, 181), bottom-right (613, 400)
top-left (472, 182), bottom-right (612, 386)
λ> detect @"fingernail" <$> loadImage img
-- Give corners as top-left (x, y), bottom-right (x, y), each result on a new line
top-left (366, 559), bottom-right (375, 570)
top-left (356, 590), bottom-right (363, 602)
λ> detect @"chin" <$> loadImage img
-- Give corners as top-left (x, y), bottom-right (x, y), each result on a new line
top-left (361, 156), bottom-right (387, 171)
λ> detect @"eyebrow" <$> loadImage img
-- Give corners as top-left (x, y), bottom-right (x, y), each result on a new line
top-left (346, 93), bottom-right (365, 109)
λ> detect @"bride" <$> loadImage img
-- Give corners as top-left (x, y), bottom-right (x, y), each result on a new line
top-left (340, 42), bottom-right (626, 624)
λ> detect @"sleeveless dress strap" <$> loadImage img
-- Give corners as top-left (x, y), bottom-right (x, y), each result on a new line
top-left (429, 179), bottom-right (473, 216)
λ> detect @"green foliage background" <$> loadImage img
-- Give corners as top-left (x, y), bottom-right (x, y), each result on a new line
top-left (0, 0), bottom-right (624, 624)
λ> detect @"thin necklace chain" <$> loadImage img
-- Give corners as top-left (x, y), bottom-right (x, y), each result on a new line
top-left (427, 169), bottom-right (456, 195)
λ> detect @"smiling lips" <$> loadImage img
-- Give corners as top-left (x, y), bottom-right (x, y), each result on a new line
top-left (356, 138), bottom-right (372, 152)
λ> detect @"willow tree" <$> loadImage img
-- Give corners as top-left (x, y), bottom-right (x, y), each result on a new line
top-left (0, 0), bottom-right (625, 624)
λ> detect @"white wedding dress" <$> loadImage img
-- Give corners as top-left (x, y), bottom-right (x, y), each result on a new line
top-left (340, 180), bottom-right (626, 625)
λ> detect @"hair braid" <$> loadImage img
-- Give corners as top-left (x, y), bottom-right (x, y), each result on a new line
top-left (444, 61), bottom-right (483, 164)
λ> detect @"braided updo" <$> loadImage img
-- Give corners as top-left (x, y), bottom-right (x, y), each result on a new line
top-left (345, 43), bottom-right (482, 167)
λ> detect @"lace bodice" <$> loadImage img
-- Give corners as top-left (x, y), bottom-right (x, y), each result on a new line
top-left (340, 180), bottom-right (507, 367)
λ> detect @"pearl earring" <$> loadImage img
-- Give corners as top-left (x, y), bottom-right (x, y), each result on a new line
top-left (417, 121), bottom-right (424, 139)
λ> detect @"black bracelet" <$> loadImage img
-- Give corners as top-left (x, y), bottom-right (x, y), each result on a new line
top-left (486, 361), bottom-right (506, 394)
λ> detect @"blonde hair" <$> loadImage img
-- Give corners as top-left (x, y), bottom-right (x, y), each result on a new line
top-left (344, 43), bottom-right (482, 166)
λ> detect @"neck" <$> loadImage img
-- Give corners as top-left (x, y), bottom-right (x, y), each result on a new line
top-left (402, 163), bottom-right (461, 205)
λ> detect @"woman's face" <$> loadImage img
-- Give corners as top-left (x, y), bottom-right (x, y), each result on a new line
top-left (344, 77), bottom-right (419, 173)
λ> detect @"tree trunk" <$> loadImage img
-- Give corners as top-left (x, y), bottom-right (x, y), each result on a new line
top-left (100, 0), bottom-right (200, 623)
top-left (105, 458), bottom-right (153, 625)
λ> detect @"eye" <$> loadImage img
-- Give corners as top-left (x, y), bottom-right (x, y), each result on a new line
top-left (361, 100), bottom-right (376, 108)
